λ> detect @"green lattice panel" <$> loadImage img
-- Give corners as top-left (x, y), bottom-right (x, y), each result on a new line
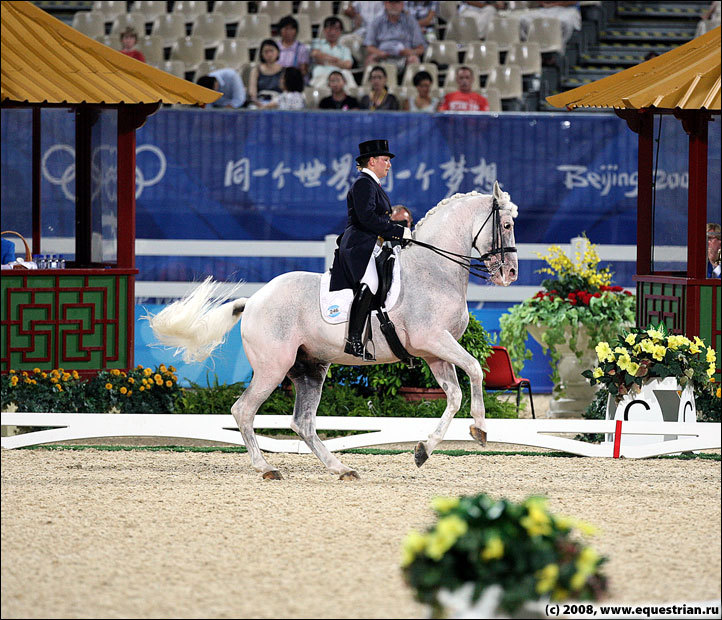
top-left (699, 284), bottom-right (721, 381)
top-left (1, 273), bottom-right (129, 373)
top-left (637, 281), bottom-right (685, 333)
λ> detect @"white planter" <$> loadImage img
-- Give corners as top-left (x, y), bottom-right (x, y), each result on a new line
top-left (435, 584), bottom-right (548, 619)
top-left (527, 325), bottom-right (598, 418)
top-left (604, 377), bottom-right (697, 447)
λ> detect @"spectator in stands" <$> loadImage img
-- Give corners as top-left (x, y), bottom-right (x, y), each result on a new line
top-left (707, 223), bottom-right (721, 279)
top-left (319, 71), bottom-right (360, 110)
top-left (364, 1), bottom-right (427, 73)
top-left (696, 1), bottom-right (721, 37)
top-left (391, 204), bottom-right (413, 227)
top-left (518, 1), bottom-right (582, 48)
top-left (196, 68), bottom-right (247, 109)
top-left (257, 67), bottom-right (306, 110)
top-left (402, 69), bottom-right (438, 111)
top-left (437, 66), bottom-right (489, 111)
top-left (119, 26), bottom-right (146, 63)
top-left (310, 16), bottom-right (355, 89)
top-left (343, 1), bottom-right (386, 39)
top-left (360, 65), bottom-right (400, 110)
top-left (277, 16), bottom-right (310, 80)
top-left (458, 2), bottom-right (508, 39)
top-left (248, 39), bottom-right (284, 106)
top-left (406, 1), bottom-right (439, 37)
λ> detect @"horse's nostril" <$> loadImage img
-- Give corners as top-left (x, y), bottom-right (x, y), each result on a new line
top-left (510, 268), bottom-right (516, 276)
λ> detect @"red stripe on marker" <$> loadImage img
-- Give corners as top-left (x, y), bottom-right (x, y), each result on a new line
top-left (613, 419), bottom-right (623, 458)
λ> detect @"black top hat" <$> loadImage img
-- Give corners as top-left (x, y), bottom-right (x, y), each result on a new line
top-left (356, 139), bottom-right (395, 164)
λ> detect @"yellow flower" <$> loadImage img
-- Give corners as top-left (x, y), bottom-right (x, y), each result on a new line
top-left (400, 530), bottom-right (427, 567)
top-left (647, 328), bottom-right (665, 341)
top-left (56, 385), bottom-right (63, 392)
top-left (570, 570), bottom-right (588, 591)
top-left (614, 346), bottom-right (628, 356)
top-left (139, 386), bottom-right (145, 392)
top-left (41, 372), bottom-right (48, 379)
top-left (521, 498), bottom-right (552, 537)
top-left (144, 368), bottom-right (153, 377)
top-left (126, 390), bottom-right (132, 396)
top-left (617, 354), bottom-right (639, 376)
top-left (551, 587), bottom-right (569, 602)
top-left (706, 347), bottom-right (717, 364)
top-left (652, 345), bottom-right (667, 361)
top-left (592, 367), bottom-right (604, 379)
top-left (154, 374), bottom-right (162, 382)
top-left (169, 365), bottom-right (176, 372)
top-left (50, 377), bottom-right (59, 384)
top-left (105, 383), bottom-right (113, 390)
top-left (577, 546), bottom-right (600, 572)
top-left (10, 376), bottom-right (18, 386)
top-left (640, 339), bottom-right (655, 354)
top-left (33, 367), bottom-right (41, 374)
top-left (155, 376), bottom-right (164, 386)
top-left (62, 373), bottom-right (71, 381)
top-left (431, 496), bottom-right (460, 514)
top-left (165, 380), bottom-right (173, 388)
top-left (128, 377), bottom-right (135, 384)
top-left (30, 379), bottom-right (36, 385)
top-left (595, 342), bottom-right (614, 363)
top-left (425, 515), bottom-right (468, 561)
top-left (707, 364), bottom-right (716, 378)
top-left (72, 370), bottom-right (80, 379)
top-left (535, 563), bottom-right (559, 594)
top-left (625, 333), bottom-right (636, 346)
top-left (716, 387), bottom-right (721, 398)
top-left (690, 342), bottom-right (701, 354)
top-left (120, 387), bottom-right (127, 394)
top-left (9, 369), bottom-right (16, 374)
top-left (481, 537), bottom-right (504, 561)
top-left (159, 364), bottom-right (167, 373)
top-left (111, 369), bottom-right (121, 376)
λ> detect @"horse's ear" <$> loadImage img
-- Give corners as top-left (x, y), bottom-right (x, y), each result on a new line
top-left (493, 181), bottom-right (501, 200)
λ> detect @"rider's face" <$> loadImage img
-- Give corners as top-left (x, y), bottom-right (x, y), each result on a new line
top-left (368, 155), bottom-right (392, 179)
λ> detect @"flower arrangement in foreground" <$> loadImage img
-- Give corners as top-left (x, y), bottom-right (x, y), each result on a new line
top-left (582, 322), bottom-right (718, 402)
top-left (401, 493), bottom-right (608, 617)
top-left (499, 234), bottom-right (636, 389)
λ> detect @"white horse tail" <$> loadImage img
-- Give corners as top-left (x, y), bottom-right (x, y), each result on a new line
top-left (147, 277), bottom-right (247, 363)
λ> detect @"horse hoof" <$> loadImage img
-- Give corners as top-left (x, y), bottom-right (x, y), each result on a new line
top-left (262, 470), bottom-right (283, 480)
top-left (469, 425), bottom-right (487, 447)
top-left (339, 470), bottom-right (360, 481)
top-left (414, 442), bottom-right (429, 468)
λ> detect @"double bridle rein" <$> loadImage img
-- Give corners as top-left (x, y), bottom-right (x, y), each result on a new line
top-left (407, 196), bottom-right (517, 279)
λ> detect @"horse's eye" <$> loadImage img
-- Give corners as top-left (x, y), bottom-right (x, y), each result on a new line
top-left (504, 223), bottom-right (511, 229)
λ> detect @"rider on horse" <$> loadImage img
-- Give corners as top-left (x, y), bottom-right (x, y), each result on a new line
top-left (329, 139), bottom-right (412, 359)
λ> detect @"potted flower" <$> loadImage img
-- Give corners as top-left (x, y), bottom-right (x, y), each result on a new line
top-left (499, 234), bottom-right (636, 417)
top-left (401, 492), bottom-right (608, 618)
top-left (582, 323), bottom-right (718, 426)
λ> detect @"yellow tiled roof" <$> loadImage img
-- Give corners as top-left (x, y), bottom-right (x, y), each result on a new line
top-left (547, 26), bottom-right (721, 111)
top-left (1, 1), bottom-right (220, 105)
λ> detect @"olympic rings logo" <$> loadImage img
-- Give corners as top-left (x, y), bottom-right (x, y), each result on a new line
top-left (41, 143), bottom-right (167, 201)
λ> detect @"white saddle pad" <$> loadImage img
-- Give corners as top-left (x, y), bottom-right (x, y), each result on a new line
top-left (320, 253), bottom-right (402, 324)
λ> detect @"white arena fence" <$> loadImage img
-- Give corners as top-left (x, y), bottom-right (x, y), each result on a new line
top-left (2, 413), bottom-right (719, 459)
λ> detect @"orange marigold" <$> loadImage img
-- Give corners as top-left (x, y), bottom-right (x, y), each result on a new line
top-left (165, 380), bottom-right (172, 388)
top-left (120, 387), bottom-right (127, 394)
top-left (105, 383), bottom-right (113, 390)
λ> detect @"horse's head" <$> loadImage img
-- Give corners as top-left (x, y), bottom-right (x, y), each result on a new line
top-left (473, 181), bottom-right (518, 287)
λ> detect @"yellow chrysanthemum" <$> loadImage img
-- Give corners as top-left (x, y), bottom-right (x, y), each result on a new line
top-left (72, 370), bottom-right (80, 379)
top-left (144, 368), bottom-right (153, 377)
top-left (10, 376), bottom-right (19, 386)
top-left (154, 374), bottom-right (162, 382)
top-left (105, 383), bottom-right (113, 390)
top-left (535, 563), bottom-right (559, 594)
top-left (128, 377), bottom-right (135, 384)
top-left (139, 386), bottom-right (145, 392)
top-left (126, 390), bottom-right (132, 397)
top-left (169, 366), bottom-right (176, 372)
top-left (33, 367), bottom-right (41, 374)
top-left (111, 368), bottom-right (121, 376)
top-left (62, 373), bottom-right (71, 381)
top-left (431, 496), bottom-right (460, 514)
top-left (481, 537), bottom-right (504, 561)
top-left (120, 387), bottom-right (127, 394)
top-left (165, 380), bottom-right (173, 388)
top-left (56, 385), bottom-right (63, 392)
top-left (41, 372), bottom-right (48, 379)
top-left (716, 387), bottom-right (721, 398)
top-left (50, 377), bottom-right (59, 384)
top-left (159, 364), bottom-right (167, 373)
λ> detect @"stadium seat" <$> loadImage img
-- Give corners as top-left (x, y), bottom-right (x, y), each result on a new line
top-left (437, 1), bottom-right (459, 24)
top-left (158, 59), bottom-right (187, 79)
top-left (214, 39), bottom-right (250, 67)
top-left (95, 33), bottom-right (120, 50)
top-left (505, 42), bottom-right (541, 76)
top-left (339, 33), bottom-right (364, 64)
top-left (463, 41), bottom-right (500, 76)
top-left (110, 13), bottom-right (147, 36)
top-left (400, 63), bottom-right (440, 90)
top-left (130, 1), bottom-right (167, 25)
top-left (136, 34), bottom-right (164, 65)
top-left (235, 14), bottom-right (272, 49)
top-left (194, 60), bottom-right (229, 80)
top-left (526, 17), bottom-right (564, 54)
top-left (92, 1), bottom-right (126, 22)
top-left (172, 1), bottom-right (207, 23)
top-left (485, 16), bottom-right (520, 52)
top-left (303, 85), bottom-right (330, 108)
top-left (152, 13), bottom-right (187, 46)
top-left (296, 1), bottom-right (334, 27)
top-left (481, 86), bottom-right (501, 112)
top-left (72, 11), bottom-right (106, 38)
top-left (192, 13), bottom-right (226, 48)
top-left (486, 64), bottom-right (523, 101)
top-left (256, 1), bottom-right (295, 23)
top-left (361, 63), bottom-right (399, 88)
top-left (423, 40), bottom-right (459, 67)
top-left (290, 13), bottom-right (313, 43)
top-left (444, 63), bottom-right (482, 91)
top-left (444, 15), bottom-right (479, 43)
top-left (170, 36), bottom-right (205, 72)
top-left (212, 1), bottom-right (248, 25)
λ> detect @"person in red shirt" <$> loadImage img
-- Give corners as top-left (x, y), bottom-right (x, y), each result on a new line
top-left (437, 66), bottom-right (489, 112)
top-left (119, 27), bottom-right (146, 63)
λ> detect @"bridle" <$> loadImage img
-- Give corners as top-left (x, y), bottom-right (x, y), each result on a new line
top-left (407, 196), bottom-right (517, 279)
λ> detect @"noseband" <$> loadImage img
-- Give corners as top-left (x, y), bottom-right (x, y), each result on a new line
top-left (409, 196), bottom-right (517, 279)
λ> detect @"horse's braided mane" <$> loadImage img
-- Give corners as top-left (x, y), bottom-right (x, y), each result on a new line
top-left (414, 189), bottom-right (518, 232)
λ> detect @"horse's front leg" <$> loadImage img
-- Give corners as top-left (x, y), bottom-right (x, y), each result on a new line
top-left (414, 358), bottom-right (463, 467)
top-left (418, 330), bottom-right (487, 448)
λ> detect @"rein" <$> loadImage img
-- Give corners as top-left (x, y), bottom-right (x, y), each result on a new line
top-left (407, 196), bottom-right (517, 279)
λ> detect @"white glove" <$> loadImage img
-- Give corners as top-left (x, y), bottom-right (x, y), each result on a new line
top-left (402, 227), bottom-right (412, 240)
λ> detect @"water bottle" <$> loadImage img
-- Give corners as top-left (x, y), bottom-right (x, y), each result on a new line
top-left (58, 255), bottom-right (66, 269)
top-left (49, 254), bottom-right (58, 269)
top-left (32, 255), bottom-right (42, 268)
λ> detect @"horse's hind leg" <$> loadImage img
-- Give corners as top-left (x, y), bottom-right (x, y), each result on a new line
top-left (231, 371), bottom-right (287, 479)
top-left (414, 359), bottom-right (463, 468)
top-left (288, 353), bottom-right (360, 480)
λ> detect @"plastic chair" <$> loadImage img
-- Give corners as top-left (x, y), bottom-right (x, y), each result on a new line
top-left (400, 63), bottom-right (440, 90)
top-left (526, 16), bottom-right (564, 54)
top-left (212, 0), bottom-right (249, 25)
top-left (484, 346), bottom-right (535, 418)
top-left (256, 0), bottom-right (294, 22)
top-left (438, 1), bottom-right (459, 24)
top-left (423, 40), bottom-right (459, 67)
top-left (297, 1), bottom-right (334, 27)
top-left (95, 33), bottom-right (120, 49)
top-left (289, 13), bottom-right (313, 43)
top-left (303, 85), bottom-right (330, 108)
top-left (172, 0), bottom-right (208, 23)
top-left (130, 1), bottom-right (168, 25)
top-left (192, 13), bottom-right (227, 48)
top-left (235, 14), bottom-right (272, 48)
top-left (158, 59), bottom-right (187, 79)
top-left (485, 16), bottom-right (520, 52)
top-left (92, 1), bottom-right (127, 22)
top-left (73, 11), bottom-right (106, 38)
top-left (464, 41), bottom-right (499, 73)
top-left (444, 15), bottom-right (479, 43)
top-left (194, 60), bottom-right (229, 80)
top-left (214, 39), bottom-right (250, 67)
top-left (170, 36), bottom-right (205, 72)
top-left (481, 86), bottom-right (501, 111)
top-left (505, 41), bottom-right (541, 75)
top-left (110, 13), bottom-right (148, 36)
top-left (152, 13), bottom-right (188, 46)
top-left (136, 34), bottom-right (165, 65)
top-left (486, 64), bottom-right (523, 99)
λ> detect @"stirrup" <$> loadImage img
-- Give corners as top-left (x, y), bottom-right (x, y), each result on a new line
top-left (344, 338), bottom-right (375, 361)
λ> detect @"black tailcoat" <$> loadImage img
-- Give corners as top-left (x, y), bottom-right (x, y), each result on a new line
top-left (329, 172), bottom-right (406, 291)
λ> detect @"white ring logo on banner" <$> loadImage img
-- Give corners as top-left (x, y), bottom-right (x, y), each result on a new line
top-left (41, 143), bottom-right (167, 200)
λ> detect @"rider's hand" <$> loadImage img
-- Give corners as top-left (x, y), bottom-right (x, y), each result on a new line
top-left (401, 227), bottom-right (412, 247)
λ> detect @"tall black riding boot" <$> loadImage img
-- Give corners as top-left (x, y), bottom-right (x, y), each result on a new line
top-left (344, 284), bottom-right (375, 360)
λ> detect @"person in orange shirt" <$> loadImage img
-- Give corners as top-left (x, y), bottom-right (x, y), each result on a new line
top-left (437, 66), bottom-right (489, 112)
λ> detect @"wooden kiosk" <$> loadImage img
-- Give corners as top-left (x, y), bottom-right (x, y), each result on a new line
top-left (548, 27), bottom-right (721, 378)
top-left (0, 2), bottom-right (219, 376)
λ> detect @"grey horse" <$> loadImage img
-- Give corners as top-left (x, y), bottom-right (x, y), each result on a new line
top-left (149, 183), bottom-right (519, 480)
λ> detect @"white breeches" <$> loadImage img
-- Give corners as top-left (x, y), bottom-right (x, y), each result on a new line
top-left (360, 244), bottom-right (383, 294)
